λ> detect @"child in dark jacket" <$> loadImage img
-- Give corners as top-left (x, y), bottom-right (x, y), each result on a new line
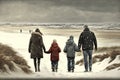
top-left (45, 39), bottom-right (61, 72)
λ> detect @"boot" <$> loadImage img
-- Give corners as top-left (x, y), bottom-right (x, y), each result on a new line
top-left (35, 68), bottom-right (37, 72)
top-left (89, 67), bottom-right (92, 72)
top-left (72, 69), bottom-right (74, 72)
top-left (38, 58), bottom-right (40, 72)
top-left (68, 69), bottom-right (71, 72)
top-left (38, 67), bottom-right (40, 72)
top-left (34, 59), bottom-right (37, 72)
top-left (52, 68), bottom-right (55, 72)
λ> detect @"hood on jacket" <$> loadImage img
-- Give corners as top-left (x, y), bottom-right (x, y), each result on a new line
top-left (51, 42), bottom-right (58, 48)
top-left (31, 32), bottom-right (42, 37)
top-left (66, 35), bottom-right (74, 45)
top-left (35, 28), bottom-right (43, 35)
top-left (84, 27), bottom-right (90, 32)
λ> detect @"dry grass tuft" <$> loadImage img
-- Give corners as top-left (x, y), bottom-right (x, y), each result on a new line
top-left (95, 46), bottom-right (120, 53)
top-left (13, 55), bottom-right (28, 66)
top-left (96, 47), bottom-right (108, 53)
top-left (76, 53), bottom-right (110, 66)
top-left (18, 65), bottom-right (32, 74)
top-left (105, 63), bottom-right (120, 71)
top-left (0, 54), bottom-right (7, 72)
top-left (0, 43), bottom-right (32, 74)
top-left (76, 59), bottom-right (83, 65)
top-left (0, 43), bottom-right (17, 56)
top-left (4, 60), bottom-right (15, 71)
top-left (93, 53), bottom-right (109, 64)
top-left (109, 50), bottom-right (120, 63)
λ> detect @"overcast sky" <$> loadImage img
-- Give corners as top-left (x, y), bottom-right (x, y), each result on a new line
top-left (0, 0), bottom-right (120, 23)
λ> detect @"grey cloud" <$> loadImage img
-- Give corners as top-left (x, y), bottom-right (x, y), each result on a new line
top-left (0, 0), bottom-right (120, 23)
top-left (42, 0), bottom-right (120, 12)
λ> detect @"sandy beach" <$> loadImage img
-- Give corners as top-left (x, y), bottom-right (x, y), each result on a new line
top-left (1, 26), bottom-right (120, 38)
top-left (0, 26), bottom-right (120, 79)
top-left (0, 26), bottom-right (120, 47)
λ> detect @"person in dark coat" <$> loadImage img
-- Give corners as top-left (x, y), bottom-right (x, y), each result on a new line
top-left (78, 25), bottom-right (97, 72)
top-left (45, 39), bottom-right (61, 72)
top-left (28, 28), bottom-right (46, 72)
top-left (64, 35), bottom-right (79, 72)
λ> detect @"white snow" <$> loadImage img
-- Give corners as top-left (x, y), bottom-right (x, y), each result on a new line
top-left (0, 30), bottom-right (120, 79)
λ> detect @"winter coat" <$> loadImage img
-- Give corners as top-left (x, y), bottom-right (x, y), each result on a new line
top-left (28, 32), bottom-right (45, 58)
top-left (46, 42), bottom-right (61, 61)
top-left (78, 28), bottom-right (97, 50)
top-left (64, 36), bottom-right (79, 58)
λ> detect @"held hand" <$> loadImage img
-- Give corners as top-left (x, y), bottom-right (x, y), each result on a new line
top-left (43, 48), bottom-right (47, 53)
top-left (44, 50), bottom-right (47, 53)
top-left (44, 50), bottom-right (50, 54)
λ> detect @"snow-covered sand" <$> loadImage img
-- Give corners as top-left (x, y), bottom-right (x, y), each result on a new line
top-left (0, 28), bottom-right (120, 79)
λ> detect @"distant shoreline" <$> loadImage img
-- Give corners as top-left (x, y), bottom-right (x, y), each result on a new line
top-left (0, 26), bottom-right (120, 37)
top-left (0, 22), bottom-right (120, 30)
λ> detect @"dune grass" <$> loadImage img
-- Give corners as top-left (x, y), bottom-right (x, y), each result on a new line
top-left (76, 59), bottom-right (83, 66)
top-left (95, 46), bottom-right (120, 53)
top-left (76, 46), bottom-right (120, 70)
top-left (92, 53), bottom-right (109, 64)
top-left (105, 63), bottom-right (120, 71)
top-left (0, 43), bottom-right (32, 74)
top-left (109, 50), bottom-right (120, 63)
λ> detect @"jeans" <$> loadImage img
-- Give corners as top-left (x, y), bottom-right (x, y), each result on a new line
top-left (51, 61), bottom-right (58, 70)
top-left (67, 57), bottom-right (75, 71)
top-left (83, 50), bottom-right (93, 71)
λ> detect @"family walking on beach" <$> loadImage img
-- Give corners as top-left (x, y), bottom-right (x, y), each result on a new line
top-left (28, 25), bottom-right (97, 73)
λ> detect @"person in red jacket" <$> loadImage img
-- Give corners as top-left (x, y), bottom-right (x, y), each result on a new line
top-left (45, 39), bottom-right (61, 72)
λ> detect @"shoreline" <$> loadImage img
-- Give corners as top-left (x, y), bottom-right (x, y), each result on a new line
top-left (0, 26), bottom-right (120, 36)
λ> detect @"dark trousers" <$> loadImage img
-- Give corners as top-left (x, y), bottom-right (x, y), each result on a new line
top-left (51, 61), bottom-right (58, 70)
top-left (67, 57), bottom-right (75, 71)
